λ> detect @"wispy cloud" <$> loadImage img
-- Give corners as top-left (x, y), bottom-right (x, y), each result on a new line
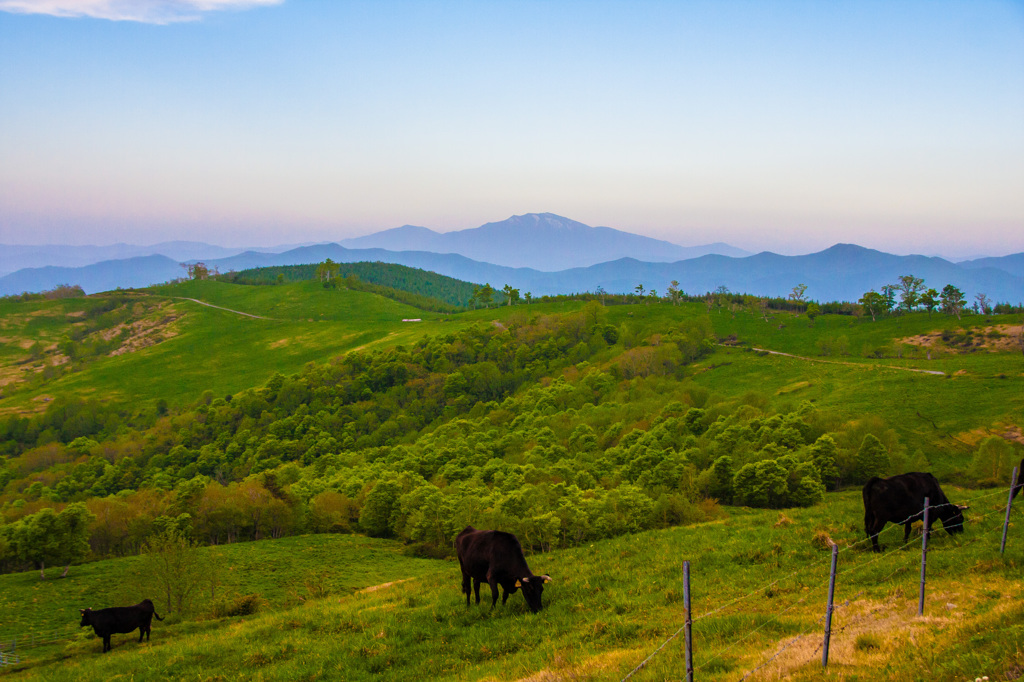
top-left (0, 0), bottom-right (284, 24)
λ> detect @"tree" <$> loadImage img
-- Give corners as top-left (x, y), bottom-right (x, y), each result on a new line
top-left (808, 434), bottom-right (840, 490)
top-left (974, 292), bottom-right (992, 315)
top-left (789, 284), bottom-right (808, 304)
top-left (474, 283), bottom-right (495, 309)
top-left (805, 302), bottom-right (821, 325)
top-left (134, 527), bottom-right (214, 615)
top-left (181, 262), bottom-right (209, 280)
top-left (880, 284), bottom-right (897, 315)
top-left (524, 292), bottom-right (533, 305)
top-left (859, 291), bottom-right (886, 322)
top-left (595, 286), bottom-right (606, 306)
top-left (854, 434), bottom-right (889, 483)
top-left (634, 283), bottom-right (645, 298)
top-left (360, 480), bottom-right (401, 537)
top-left (501, 284), bottom-right (520, 306)
top-left (8, 504), bottom-right (94, 578)
top-left (897, 275), bottom-right (924, 312)
top-left (920, 288), bottom-right (939, 316)
top-left (315, 259), bottom-right (339, 283)
top-left (940, 285), bottom-right (966, 319)
top-left (970, 436), bottom-right (1011, 485)
top-left (667, 281), bottom-right (682, 306)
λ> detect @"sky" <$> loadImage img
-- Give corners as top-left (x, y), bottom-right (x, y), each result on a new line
top-left (0, 0), bottom-right (1022, 258)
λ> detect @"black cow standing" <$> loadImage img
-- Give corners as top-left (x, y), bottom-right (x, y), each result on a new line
top-left (862, 472), bottom-right (966, 553)
top-left (456, 526), bottom-right (551, 613)
top-left (79, 599), bottom-right (164, 653)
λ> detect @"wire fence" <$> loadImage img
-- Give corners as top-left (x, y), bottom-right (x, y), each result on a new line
top-left (0, 624), bottom-right (80, 660)
top-left (619, 479), bottom-right (1021, 681)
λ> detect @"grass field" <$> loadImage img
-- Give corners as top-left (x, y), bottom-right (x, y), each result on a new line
top-left (2, 489), bottom-right (1021, 681)
top-left (0, 280), bottom-right (464, 414)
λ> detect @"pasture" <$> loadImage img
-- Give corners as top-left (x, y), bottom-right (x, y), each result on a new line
top-left (2, 489), bottom-right (1021, 681)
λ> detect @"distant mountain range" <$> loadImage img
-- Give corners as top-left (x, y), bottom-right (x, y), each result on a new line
top-left (1, 214), bottom-right (1021, 303)
top-left (0, 241), bottom-right (311, 278)
top-left (338, 213), bottom-right (749, 270)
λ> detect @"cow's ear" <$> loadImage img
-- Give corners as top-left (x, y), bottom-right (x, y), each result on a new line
top-left (540, 574), bottom-right (552, 583)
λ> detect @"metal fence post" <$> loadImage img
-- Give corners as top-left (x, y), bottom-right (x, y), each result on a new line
top-left (683, 560), bottom-right (693, 682)
top-left (822, 543), bottom-right (839, 667)
top-left (1002, 466), bottom-right (1018, 554)
top-left (918, 496), bottom-right (930, 616)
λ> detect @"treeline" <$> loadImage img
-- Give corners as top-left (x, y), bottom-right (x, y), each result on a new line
top-left (219, 261), bottom-right (476, 310)
top-left (858, 275), bottom-right (1023, 321)
top-left (1, 284), bottom-right (85, 303)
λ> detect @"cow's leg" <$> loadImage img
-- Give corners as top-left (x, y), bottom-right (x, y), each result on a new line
top-left (103, 636), bottom-right (111, 653)
top-left (903, 522), bottom-right (913, 546)
top-left (473, 578), bottom-right (482, 605)
top-left (488, 579), bottom-right (500, 608)
top-left (462, 573), bottom-right (472, 607)
top-left (866, 517), bottom-right (884, 553)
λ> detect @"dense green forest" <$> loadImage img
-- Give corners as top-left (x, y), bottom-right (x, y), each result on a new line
top-left (218, 261), bottom-right (476, 311)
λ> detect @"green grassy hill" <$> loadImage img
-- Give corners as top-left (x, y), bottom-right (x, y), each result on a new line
top-left (2, 491), bottom-right (1021, 681)
top-left (2, 274), bottom-right (1023, 681)
top-left (0, 279), bottom-right (463, 414)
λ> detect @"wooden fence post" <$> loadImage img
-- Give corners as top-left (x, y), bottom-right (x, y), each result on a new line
top-left (822, 543), bottom-right (839, 667)
top-left (684, 560), bottom-right (693, 682)
top-left (918, 496), bottom-right (930, 616)
top-left (1001, 466), bottom-right (1018, 555)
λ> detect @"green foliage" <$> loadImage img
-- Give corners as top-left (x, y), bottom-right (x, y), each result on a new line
top-left (221, 261), bottom-right (476, 309)
top-left (970, 436), bottom-right (1013, 486)
top-left (1, 503), bottom-right (94, 578)
top-left (854, 433), bottom-right (890, 483)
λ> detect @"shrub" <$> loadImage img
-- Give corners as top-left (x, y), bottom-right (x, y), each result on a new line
top-left (211, 593), bottom-right (263, 618)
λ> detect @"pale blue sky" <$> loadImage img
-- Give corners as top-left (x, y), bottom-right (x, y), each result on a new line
top-left (1, 0), bottom-right (1022, 257)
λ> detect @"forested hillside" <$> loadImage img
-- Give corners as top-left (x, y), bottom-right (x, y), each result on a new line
top-left (2, 285), bottom-right (1021, 575)
top-left (218, 261), bottom-right (478, 310)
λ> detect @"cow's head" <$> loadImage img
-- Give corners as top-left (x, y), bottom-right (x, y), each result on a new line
top-left (79, 608), bottom-right (93, 627)
top-left (517, 575), bottom-right (552, 613)
top-left (941, 504), bottom-right (967, 535)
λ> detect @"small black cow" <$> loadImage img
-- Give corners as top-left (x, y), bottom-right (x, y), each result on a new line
top-left (456, 526), bottom-right (551, 613)
top-left (863, 472), bottom-right (966, 553)
top-left (79, 599), bottom-right (164, 653)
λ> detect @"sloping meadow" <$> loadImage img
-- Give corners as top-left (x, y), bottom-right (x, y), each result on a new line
top-left (5, 491), bottom-right (1022, 681)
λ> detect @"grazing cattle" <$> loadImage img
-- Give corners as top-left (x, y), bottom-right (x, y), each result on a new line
top-left (862, 472), bottom-right (966, 553)
top-left (456, 526), bottom-right (551, 613)
top-left (1013, 459), bottom-right (1024, 502)
top-left (79, 599), bottom-right (164, 653)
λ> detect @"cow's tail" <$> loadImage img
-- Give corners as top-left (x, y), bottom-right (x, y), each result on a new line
top-left (862, 477), bottom-right (882, 506)
top-left (153, 610), bottom-right (164, 621)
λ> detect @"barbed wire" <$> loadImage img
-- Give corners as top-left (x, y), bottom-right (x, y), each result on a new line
top-left (0, 624), bottom-right (79, 653)
top-left (618, 480), bottom-right (1019, 681)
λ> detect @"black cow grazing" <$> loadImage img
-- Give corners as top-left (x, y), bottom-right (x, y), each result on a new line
top-left (456, 526), bottom-right (551, 613)
top-left (79, 599), bottom-right (164, 653)
top-left (862, 472), bottom-right (967, 553)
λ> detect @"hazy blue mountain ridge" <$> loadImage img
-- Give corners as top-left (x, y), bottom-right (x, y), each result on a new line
top-left (339, 213), bottom-right (750, 270)
top-left (4, 241), bottom-right (1021, 305)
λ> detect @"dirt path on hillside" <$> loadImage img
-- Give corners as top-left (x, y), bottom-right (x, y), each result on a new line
top-left (170, 297), bottom-right (273, 320)
top-left (740, 346), bottom-right (946, 376)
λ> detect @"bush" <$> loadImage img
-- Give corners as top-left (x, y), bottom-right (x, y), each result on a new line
top-left (210, 593), bottom-right (263, 618)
